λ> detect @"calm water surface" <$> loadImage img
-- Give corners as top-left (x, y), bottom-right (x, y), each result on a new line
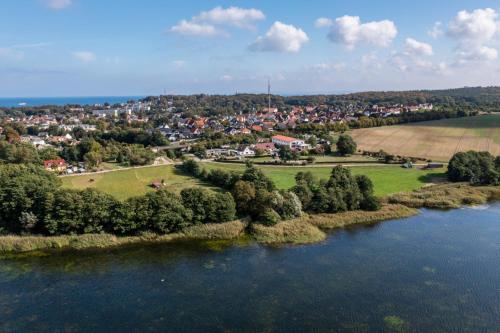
top-left (1, 204), bottom-right (499, 332)
top-left (0, 96), bottom-right (145, 107)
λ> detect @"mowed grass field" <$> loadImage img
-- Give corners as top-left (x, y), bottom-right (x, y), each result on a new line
top-left (350, 114), bottom-right (500, 162)
top-left (205, 163), bottom-right (445, 197)
top-left (61, 165), bottom-right (209, 201)
top-left (62, 163), bottom-right (445, 200)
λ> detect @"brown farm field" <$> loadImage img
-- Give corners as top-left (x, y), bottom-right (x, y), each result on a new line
top-left (350, 114), bottom-right (500, 162)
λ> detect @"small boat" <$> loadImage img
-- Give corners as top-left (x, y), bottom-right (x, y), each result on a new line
top-left (18, 102), bottom-right (27, 106)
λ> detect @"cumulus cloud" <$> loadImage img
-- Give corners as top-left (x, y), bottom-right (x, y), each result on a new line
top-left (71, 51), bottom-right (96, 63)
top-left (44, 0), bottom-right (72, 10)
top-left (428, 22), bottom-right (443, 38)
top-left (169, 6), bottom-right (264, 37)
top-left (314, 17), bottom-right (333, 28)
top-left (447, 8), bottom-right (499, 62)
top-left (327, 15), bottom-right (397, 49)
top-left (249, 21), bottom-right (309, 53)
top-left (169, 20), bottom-right (221, 37)
top-left (195, 6), bottom-right (265, 28)
top-left (405, 38), bottom-right (433, 56)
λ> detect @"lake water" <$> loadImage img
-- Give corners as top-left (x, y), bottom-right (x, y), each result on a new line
top-left (0, 96), bottom-right (145, 107)
top-left (1, 204), bottom-right (499, 332)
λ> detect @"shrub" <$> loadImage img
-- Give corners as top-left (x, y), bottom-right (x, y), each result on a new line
top-left (258, 208), bottom-right (281, 226)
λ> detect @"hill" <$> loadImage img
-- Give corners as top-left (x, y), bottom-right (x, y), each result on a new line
top-left (350, 114), bottom-right (500, 162)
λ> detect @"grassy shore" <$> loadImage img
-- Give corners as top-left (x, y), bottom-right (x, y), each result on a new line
top-left (1, 184), bottom-right (498, 253)
top-left (0, 220), bottom-right (247, 255)
top-left (387, 183), bottom-right (500, 209)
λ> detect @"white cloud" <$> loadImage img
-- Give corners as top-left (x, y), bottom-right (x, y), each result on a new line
top-left (327, 15), bottom-right (397, 49)
top-left (44, 0), bottom-right (72, 10)
top-left (448, 8), bottom-right (497, 43)
top-left (428, 22), bottom-right (443, 38)
top-left (314, 18), bottom-right (333, 28)
top-left (457, 46), bottom-right (498, 62)
top-left (71, 51), bottom-right (96, 63)
top-left (405, 38), bottom-right (433, 56)
top-left (169, 6), bottom-right (264, 37)
top-left (169, 20), bottom-right (221, 37)
top-left (447, 8), bottom-right (499, 63)
top-left (249, 21), bottom-right (309, 53)
top-left (195, 6), bottom-right (264, 28)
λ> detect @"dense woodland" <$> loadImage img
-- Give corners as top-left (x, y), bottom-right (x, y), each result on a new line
top-left (1, 87), bottom-right (499, 117)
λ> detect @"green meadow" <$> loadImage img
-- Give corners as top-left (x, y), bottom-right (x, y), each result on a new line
top-left (62, 163), bottom-right (446, 200)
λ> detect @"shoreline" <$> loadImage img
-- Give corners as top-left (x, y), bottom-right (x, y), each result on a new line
top-left (1, 184), bottom-right (498, 256)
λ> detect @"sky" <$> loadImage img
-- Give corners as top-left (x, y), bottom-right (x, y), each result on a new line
top-left (1, 0), bottom-right (500, 97)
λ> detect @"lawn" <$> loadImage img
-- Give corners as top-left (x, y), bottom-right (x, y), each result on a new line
top-left (61, 165), bottom-right (208, 201)
top-left (350, 114), bottom-right (500, 162)
top-left (203, 163), bottom-right (445, 197)
top-left (62, 163), bottom-right (446, 200)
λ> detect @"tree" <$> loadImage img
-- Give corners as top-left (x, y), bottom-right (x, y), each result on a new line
top-left (231, 180), bottom-right (256, 214)
top-left (336, 134), bottom-right (357, 156)
top-left (241, 165), bottom-right (276, 191)
top-left (278, 146), bottom-right (299, 163)
top-left (447, 151), bottom-right (499, 185)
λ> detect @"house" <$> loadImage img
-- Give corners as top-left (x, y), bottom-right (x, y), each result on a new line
top-left (272, 135), bottom-right (310, 151)
top-left (253, 142), bottom-right (276, 155)
top-left (44, 159), bottom-right (67, 172)
top-left (237, 146), bottom-right (255, 157)
top-left (251, 125), bottom-right (263, 132)
top-left (151, 179), bottom-right (165, 189)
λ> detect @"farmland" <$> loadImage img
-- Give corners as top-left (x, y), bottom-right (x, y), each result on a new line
top-left (62, 163), bottom-right (445, 200)
top-left (350, 114), bottom-right (500, 162)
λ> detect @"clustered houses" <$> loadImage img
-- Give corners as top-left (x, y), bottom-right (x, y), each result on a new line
top-left (157, 102), bottom-right (433, 143)
top-left (3, 97), bottom-right (436, 169)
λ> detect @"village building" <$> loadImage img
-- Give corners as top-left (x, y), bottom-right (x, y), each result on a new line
top-left (272, 135), bottom-right (310, 151)
top-left (43, 159), bottom-right (67, 172)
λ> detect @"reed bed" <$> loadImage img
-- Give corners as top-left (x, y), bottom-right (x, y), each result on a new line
top-left (387, 183), bottom-right (500, 209)
top-left (250, 219), bottom-right (326, 245)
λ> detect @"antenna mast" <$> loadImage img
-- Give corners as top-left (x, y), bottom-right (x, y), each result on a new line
top-left (267, 78), bottom-right (271, 111)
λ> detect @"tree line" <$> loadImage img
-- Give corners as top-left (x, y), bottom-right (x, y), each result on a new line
top-left (0, 164), bottom-right (235, 235)
top-left (179, 160), bottom-right (380, 225)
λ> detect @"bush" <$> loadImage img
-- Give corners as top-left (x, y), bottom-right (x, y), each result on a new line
top-left (258, 208), bottom-right (281, 226)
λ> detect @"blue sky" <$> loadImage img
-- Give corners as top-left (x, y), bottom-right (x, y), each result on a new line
top-left (1, 0), bottom-right (499, 96)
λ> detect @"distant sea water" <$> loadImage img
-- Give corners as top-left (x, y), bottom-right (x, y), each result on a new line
top-left (0, 96), bottom-right (146, 107)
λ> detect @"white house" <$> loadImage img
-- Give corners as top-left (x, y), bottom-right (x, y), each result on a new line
top-left (272, 135), bottom-right (310, 151)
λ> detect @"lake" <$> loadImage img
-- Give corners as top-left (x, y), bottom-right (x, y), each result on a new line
top-left (1, 204), bottom-right (499, 332)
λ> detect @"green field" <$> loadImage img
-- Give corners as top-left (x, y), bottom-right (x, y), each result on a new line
top-left (63, 163), bottom-right (445, 199)
top-left (62, 165), bottom-right (209, 201)
top-left (350, 114), bottom-right (500, 162)
top-left (205, 163), bottom-right (445, 197)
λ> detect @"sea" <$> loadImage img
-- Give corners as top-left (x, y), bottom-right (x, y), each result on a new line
top-left (0, 96), bottom-right (146, 107)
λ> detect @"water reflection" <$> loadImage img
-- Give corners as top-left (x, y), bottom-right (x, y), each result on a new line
top-left (1, 204), bottom-right (499, 332)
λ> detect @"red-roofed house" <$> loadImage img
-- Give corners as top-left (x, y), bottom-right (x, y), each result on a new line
top-left (272, 135), bottom-right (310, 151)
top-left (44, 159), bottom-right (67, 172)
